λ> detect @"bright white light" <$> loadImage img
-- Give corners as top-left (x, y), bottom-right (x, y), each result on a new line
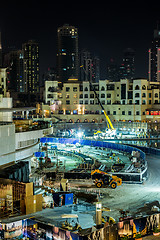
top-left (77, 132), bottom-right (83, 138)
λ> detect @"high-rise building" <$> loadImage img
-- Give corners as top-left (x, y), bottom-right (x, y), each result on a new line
top-left (57, 24), bottom-right (79, 84)
top-left (119, 48), bottom-right (135, 80)
top-left (4, 50), bottom-right (24, 92)
top-left (80, 49), bottom-right (100, 83)
top-left (148, 29), bottom-right (160, 82)
top-left (22, 40), bottom-right (39, 93)
top-left (107, 58), bottom-right (118, 82)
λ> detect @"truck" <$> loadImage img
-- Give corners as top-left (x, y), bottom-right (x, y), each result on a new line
top-left (91, 169), bottom-right (122, 189)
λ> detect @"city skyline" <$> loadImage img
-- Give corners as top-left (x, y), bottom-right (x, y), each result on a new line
top-left (0, 2), bottom-right (160, 79)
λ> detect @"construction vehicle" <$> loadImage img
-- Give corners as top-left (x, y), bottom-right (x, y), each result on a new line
top-left (80, 65), bottom-right (114, 131)
top-left (61, 214), bottom-right (82, 231)
top-left (91, 169), bottom-right (122, 189)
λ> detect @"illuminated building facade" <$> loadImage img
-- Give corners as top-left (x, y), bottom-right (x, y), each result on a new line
top-left (43, 78), bottom-right (160, 123)
top-left (57, 24), bottom-right (79, 84)
top-left (149, 29), bottom-right (160, 82)
top-left (22, 40), bottom-right (39, 93)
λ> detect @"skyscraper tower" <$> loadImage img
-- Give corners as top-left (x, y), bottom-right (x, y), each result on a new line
top-left (107, 58), bottom-right (118, 82)
top-left (57, 24), bottom-right (79, 84)
top-left (120, 48), bottom-right (135, 80)
top-left (80, 49), bottom-right (100, 83)
top-left (22, 40), bottom-right (39, 93)
top-left (148, 28), bottom-right (160, 82)
top-left (4, 50), bottom-right (24, 92)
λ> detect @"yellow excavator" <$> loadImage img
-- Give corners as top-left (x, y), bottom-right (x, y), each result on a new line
top-left (91, 169), bottom-right (122, 189)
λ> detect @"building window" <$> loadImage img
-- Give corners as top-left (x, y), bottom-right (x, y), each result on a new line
top-left (90, 100), bottom-right (94, 104)
top-left (149, 93), bottom-right (152, 98)
top-left (142, 85), bottom-right (146, 90)
top-left (107, 100), bottom-right (111, 104)
top-left (73, 87), bottom-right (77, 92)
top-left (66, 100), bottom-right (70, 104)
top-left (128, 111), bottom-right (132, 115)
top-left (66, 94), bottom-right (70, 99)
top-left (101, 100), bottom-right (105, 105)
top-left (122, 111), bottom-right (125, 115)
top-left (135, 100), bottom-right (139, 105)
top-left (85, 100), bottom-right (88, 104)
top-left (47, 94), bottom-right (53, 98)
top-left (142, 100), bottom-right (146, 105)
top-left (107, 84), bottom-right (114, 90)
top-left (90, 94), bottom-right (94, 98)
top-left (101, 93), bottom-right (105, 98)
top-left (84, 87), bottom-right (88, 91)
top-left (79, 94), bottom-right (83, 98)
top-left (107, 94), bottom-right (111, 98)
top-left (107, 111), bottom-right (110, 115)
top-left (113, 111), bottom-right (116, 115)
top-left (66, 87), bottom-right (70, 92)
top-left (101, 86), bottom-right (105, 91)
top-left (135, 93), bottom-right (140, 97)
top-left (136, 111), bottom-right (140, 115)
top-left (155, 93), bottom-right (158, 98)
top-left (135, 85), bottom-right (140, 90)
top-left (142, 93), bottom-right (146, 97)
top-left (79, 100), bottom-right (83, 104)
top-left (84, 94), bottom-right (88, 98)
top-left (149, 100), bottom-right (152, 104)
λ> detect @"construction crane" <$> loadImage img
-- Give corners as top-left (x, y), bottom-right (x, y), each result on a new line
top-left (80, 65), bottom-right (114, 130)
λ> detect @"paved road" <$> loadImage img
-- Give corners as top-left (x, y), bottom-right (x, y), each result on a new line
top-left (98, 154), bottom-right (160, 220)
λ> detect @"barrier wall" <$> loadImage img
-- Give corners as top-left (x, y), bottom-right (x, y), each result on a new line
top-left (40, 137), bottom-right (147, 183)
top-left (40, 137), bottom-right (146, 160)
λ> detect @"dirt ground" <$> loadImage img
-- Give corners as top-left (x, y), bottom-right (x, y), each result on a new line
top-left (68, 154), bottom-right (160, 221)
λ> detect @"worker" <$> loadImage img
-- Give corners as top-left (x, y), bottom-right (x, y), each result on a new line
top-left (52, 200), bottom-right (54, 208)
top-left (59, 195), bottom-right (63, 207)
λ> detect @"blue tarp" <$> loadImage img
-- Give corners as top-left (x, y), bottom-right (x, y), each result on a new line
top-left (34, 152), bottom-right (45, 157)
top-left (65, 193), bottom-right (73, 205)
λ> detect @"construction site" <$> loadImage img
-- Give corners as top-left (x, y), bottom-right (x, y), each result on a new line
top-left (0, 84), bottom-right (160, 239)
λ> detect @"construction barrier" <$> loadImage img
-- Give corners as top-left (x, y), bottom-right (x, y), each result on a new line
top-left (40, 137), bottom-right (147, 183)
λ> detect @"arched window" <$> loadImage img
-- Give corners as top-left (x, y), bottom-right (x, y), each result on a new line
top-left (135, 85), bottom-right (140, 90)
top-left (84, 87), bottom-right (88, 91)
top-left (142, 85), bottom-right (146, 90)
top-left (101, 86), bottom-right (105, 91)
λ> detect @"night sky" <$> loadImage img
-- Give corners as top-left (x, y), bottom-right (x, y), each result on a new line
top-left (0, 2), bottom-right (159, 79)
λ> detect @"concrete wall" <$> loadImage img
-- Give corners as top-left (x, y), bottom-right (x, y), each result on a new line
top-left (0, 124), bottom-right (15, 155)
top-left (0, 124), bottom-right (53, 166)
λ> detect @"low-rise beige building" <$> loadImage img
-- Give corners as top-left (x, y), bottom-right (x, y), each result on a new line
top-left (43, 78), bottom-right (160, 124)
